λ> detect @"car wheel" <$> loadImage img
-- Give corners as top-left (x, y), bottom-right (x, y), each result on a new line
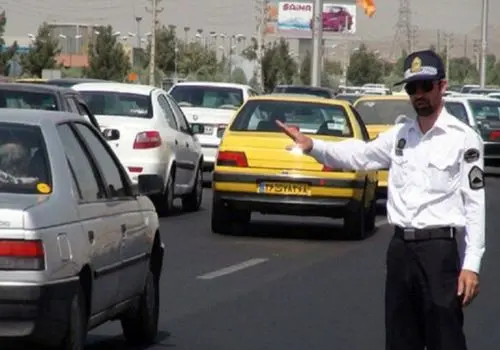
top-left (181, 166), bottom-right (203, 212)
top-left (121, 271), bottom-right (159, 346)
top-left (155, 174), bottom-right (175, 217)
top-left (364, 196), bottom-right (377, 232)
top-left (344, 201), bottom-right (366, 240)
top-left (211, 194), bottom-right (250, 235)
top-left (59, 285), bottom-right (87, 350)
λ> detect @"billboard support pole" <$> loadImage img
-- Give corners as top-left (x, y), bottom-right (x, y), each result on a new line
top-left (311, 0), bottom-right (323, 86)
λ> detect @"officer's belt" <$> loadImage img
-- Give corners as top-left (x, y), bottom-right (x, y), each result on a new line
top-left (394, 226), bottom-right (456, 241)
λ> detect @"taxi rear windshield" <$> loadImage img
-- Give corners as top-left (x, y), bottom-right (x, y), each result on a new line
top-left (229, 100), bottom-right (353, 137)
top-left (355, 99), bottom-right (416, 125)
top-left (0, 90), bottom-right (59, 110)
top-left (0, 123), bottom-right (51, 194)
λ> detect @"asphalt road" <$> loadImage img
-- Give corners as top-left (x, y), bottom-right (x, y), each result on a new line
top-left (85, 176), bottom-right (500, 350)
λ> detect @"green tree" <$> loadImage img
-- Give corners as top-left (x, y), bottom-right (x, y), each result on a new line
top-left (324, 59), bottom-right (343, 76)
top-left (86, 25), bottom-right (130, 81)
top-left (241, 37), bottom-right (258, 61)
top-left (300, 50), bottom-right (311, 85)
top-left (346, 43), bottom-right (383, 85)
top-left (21, 22), bottom-right (61, 77)
top-left (261, 38), bottom-right (297, 92)
top-left (145, 25), bottom-right (177, 74)
top-left (449, 57), bottom-right (478, 84)
top-left (178, 42), bottom-right (218, 79)
top-left (230, 67), bottom-right (248, 84)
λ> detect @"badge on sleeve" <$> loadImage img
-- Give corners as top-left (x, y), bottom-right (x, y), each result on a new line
top-left (464, 148), bottom-right (480, 163)
top-left (395, 138), bottom-right (406, 156)
top-left (468, 165), bottom-right (485, 190)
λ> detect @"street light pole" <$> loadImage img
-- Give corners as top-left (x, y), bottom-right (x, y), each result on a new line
top-left (311, 0), bottom-right (323, 86)
top-left (479, 0), bottom-right (488, 88)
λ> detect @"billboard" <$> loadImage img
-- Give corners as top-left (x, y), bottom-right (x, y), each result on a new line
top-left (265, 0), bottom-right (357, 38)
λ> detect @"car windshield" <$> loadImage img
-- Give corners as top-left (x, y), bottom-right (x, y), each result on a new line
top-left (229, 100), bottom-right (353, 137)
top-left (355, 99), bottom-right (416, 125)
top-left (468, 99), bottom-right (500, 121)
top-left (170, 85), bottom-right (243, 110)
top-left (274, 86), bottom-right (332, 98)
top-left (0, 123), bottom-right (51, 194)
top-left (80, 91), bottom-right (152, 118)
top-left (0, 90), bottom-right (59, 110)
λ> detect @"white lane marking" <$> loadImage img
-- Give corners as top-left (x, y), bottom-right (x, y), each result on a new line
top-left (197, 258), bottom-right (269, 280)
top-left (375, 218), bottom-right (389, 227)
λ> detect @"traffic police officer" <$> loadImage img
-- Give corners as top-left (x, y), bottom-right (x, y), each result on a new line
top-left (277, 49), bottom-right (485, 350)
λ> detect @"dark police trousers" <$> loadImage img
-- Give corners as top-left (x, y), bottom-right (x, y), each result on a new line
top-left (385, 227), bottom-right (467, 350)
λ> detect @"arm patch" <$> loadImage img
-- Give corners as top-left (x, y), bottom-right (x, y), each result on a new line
top-left (464, 148), bottom-right (480, 163)
top-left (468, 165), bottom-right (485, 190)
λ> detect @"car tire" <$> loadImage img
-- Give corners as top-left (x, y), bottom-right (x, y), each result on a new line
top-left (59, 284), bottom-right (87, 350)
top-left (364, 196), bottom-right (377, 232)
top-left (182, 166), bottom-right (203, 212)
top-left (344, 201), bottom-right (366, 240)
top-left (211, 194), bottom-right (250, 235)
top-left (121, 271), bottom-right (159, 346)
top-left (155, 173), bottom-right (175, 217)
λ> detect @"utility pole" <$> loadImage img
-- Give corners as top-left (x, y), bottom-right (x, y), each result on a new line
top-left (479, 0), bottom-right (488, 88)
top-left (255, 0), bottom-right (267, 92)
top-left (391, 0), bottom-right (412, 59)
top-left (444, 32), bottom-right (453, 80)
top-left (135, 16), bottom-right (142, 48)
top-left (146, 0), bottom-right (163, 86)
top-left (311, 0), bottom-right (323, 86)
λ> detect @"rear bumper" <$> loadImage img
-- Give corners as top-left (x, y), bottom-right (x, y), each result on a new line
top-left (212, 171), bottom-right (369, 218)
top-left (215, 191), bottom-right (353, 217)
top-left (0, 277), bottom-right (78, 346)
top-left (125, 161), bottom-right (168, 184)
top-left (484, 142), bottom-right (500, 166)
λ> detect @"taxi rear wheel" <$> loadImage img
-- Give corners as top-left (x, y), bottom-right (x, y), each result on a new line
top-left (211, 194), bottom-right (250, 235)
top-left (344, 201), bottom-right (366, 240)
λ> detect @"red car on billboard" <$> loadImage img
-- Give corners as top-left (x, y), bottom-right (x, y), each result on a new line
top-left (310, 6), bottom-right (353, 32)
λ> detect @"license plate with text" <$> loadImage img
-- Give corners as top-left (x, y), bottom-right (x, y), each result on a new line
top-left (257, 182), bottom-right (310, 196)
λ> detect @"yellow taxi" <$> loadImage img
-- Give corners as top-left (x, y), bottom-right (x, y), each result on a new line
top-left (353, 95), bottom-right (415, 198)
top-left (212, 94), bottom-right (378, 240)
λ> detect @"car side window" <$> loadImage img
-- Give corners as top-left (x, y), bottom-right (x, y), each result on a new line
top-left (349, 106), bottom-right (370, 141)
top-left (445, 102), bottom-right (469, 124)
top-left (56, 123), bottom-right (105, 202)
top-left (157, 94), bottom-right (178, 129)
top-left (166, 95), bottom-right (190, 132)
top-left (73, 123), bottom-right (129, 198)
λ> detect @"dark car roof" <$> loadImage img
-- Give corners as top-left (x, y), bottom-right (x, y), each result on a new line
top-left (0, 82), bottom-right (76, 94)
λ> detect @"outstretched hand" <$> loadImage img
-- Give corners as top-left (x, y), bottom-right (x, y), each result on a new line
top-left (275, 120), bottom-right (313, 153)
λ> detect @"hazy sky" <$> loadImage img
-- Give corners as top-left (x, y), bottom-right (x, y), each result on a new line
top-left (1, 0), bottom-right (496, 42)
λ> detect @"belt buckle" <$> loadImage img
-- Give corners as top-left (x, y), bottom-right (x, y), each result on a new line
top-left (403, 228), bottom-right (416, 240)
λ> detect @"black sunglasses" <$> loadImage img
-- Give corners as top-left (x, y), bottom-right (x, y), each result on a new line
top-left (404, 80), bottom-right (436, 95)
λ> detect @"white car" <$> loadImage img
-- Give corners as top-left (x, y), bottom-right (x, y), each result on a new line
top-left (444, 95), bottom-right (500, 166)
top-left (168, 81), bottom-right (258, 170)
top-left (73, 82), bottom-right (204, 216)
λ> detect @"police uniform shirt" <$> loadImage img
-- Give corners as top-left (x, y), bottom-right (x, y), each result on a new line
top-left (308, 108), bottom-right (485, 273)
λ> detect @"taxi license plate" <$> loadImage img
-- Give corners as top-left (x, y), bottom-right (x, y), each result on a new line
top-left (204, 125), bottom-right (214, 134)
top-left (258, 182), bottom-right (310, 196)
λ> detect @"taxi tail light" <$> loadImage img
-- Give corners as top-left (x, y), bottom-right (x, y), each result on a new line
top-left (216, 151), bottom-right (248, 167)
top-left (0, 240), bottom-right (45, 270)
top-left (133, 131), bottom-right (162, 149)
top-left (489, 130), bottom-right (500, 141)
top-left (322, 166), bottom-right (335, 171)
